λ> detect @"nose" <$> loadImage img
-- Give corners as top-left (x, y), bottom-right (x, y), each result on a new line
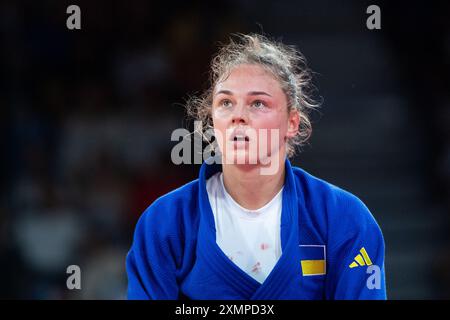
top-left (231, 102), bottom-right (248, 125)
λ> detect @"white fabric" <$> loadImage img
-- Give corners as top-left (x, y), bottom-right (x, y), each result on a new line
top-left (206, 172), bottom-right (283, 284)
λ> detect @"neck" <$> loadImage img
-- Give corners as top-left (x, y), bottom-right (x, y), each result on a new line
top-left (221, 156), bottom-right (286, 210)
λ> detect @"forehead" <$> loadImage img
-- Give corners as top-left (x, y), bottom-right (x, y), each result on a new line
top-left (214, 64), bottom-right (284, 95)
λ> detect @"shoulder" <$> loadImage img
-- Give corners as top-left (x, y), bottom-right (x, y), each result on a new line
top-left (292, 166), bottom-right (383, 243)
top-left (147, 178), bottom-right (199, 213)
top-left (133, 179), bottom-right (200, 241)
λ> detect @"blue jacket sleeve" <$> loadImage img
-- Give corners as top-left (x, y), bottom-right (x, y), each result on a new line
top-left (326, 193), bottom-right (387, 300)
top-left (126, 204), bottom-right (182, 299)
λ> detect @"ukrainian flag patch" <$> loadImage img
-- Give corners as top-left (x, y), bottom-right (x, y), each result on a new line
top-left (299, 245), bottom-right (326, 276)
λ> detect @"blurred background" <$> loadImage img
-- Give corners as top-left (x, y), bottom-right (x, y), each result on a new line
top-left (1, 0), bottom-right (449, 299)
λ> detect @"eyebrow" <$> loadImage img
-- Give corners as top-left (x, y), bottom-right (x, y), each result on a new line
top-left (215, 90), bottom-right (272, 97)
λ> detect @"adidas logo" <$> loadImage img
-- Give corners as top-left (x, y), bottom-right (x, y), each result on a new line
top-left (349, 247), bottom-right (373, 268)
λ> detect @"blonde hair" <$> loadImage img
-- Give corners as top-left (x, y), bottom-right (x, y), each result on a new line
top-left (186, 33), bottom-right (320, 157)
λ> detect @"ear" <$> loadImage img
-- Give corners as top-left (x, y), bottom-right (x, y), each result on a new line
top-left (286, 109), bottom-right (300, 139)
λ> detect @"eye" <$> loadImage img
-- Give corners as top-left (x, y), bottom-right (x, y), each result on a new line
top-left (252, 100), bottom-right (267, 109)
top-left (219, 99), bottom-right (232, 108)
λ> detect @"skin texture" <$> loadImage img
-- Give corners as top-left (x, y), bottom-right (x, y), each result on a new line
top-left (212, 64), bottom-right (300, 210)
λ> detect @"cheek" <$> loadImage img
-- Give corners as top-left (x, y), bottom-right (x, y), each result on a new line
top-left (212, 108), bottom-right (228, 125)
top-left (212, 111), bottom-right (226, 131)
top-left (255, 112), bottom-right (288, 137)
top-left (212, 117), bottom-right (226, 148)
top-left (212, 106), bottom-right (233, 119)
top-left (253, 114), bottom-right (289, 152)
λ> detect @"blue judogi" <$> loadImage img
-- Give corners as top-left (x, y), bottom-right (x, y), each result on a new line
top-left (126, 158), bottom-right (386, 299)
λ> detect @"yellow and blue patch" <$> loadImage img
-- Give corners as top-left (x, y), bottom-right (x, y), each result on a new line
top-left (299, 245), bottom-right (326, 276)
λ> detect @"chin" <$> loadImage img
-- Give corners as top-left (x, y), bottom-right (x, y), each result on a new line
top-left (225, 150), bottom-right (268, 166)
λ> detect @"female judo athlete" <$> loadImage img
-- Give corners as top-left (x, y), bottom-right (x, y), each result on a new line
top-left (126, 33), bottom-right (386, 300)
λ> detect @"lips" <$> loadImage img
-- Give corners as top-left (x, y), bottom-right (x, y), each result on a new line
top-left (233, 136), bottom-right (249, 142)
top-left (230, 128), bottom-right (250, 142)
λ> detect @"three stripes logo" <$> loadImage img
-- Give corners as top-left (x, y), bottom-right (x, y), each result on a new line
top-left (349, 247), bottom-right (382, 290)
top-left (349, 247), bottom-right (372, 269)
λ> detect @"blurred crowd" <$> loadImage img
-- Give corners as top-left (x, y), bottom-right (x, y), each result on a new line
top-left (382, 3), bottom-right (450, 297)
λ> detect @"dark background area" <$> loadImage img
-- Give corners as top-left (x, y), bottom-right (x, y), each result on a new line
top-left (1, 0), bottom-right (449, 299)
